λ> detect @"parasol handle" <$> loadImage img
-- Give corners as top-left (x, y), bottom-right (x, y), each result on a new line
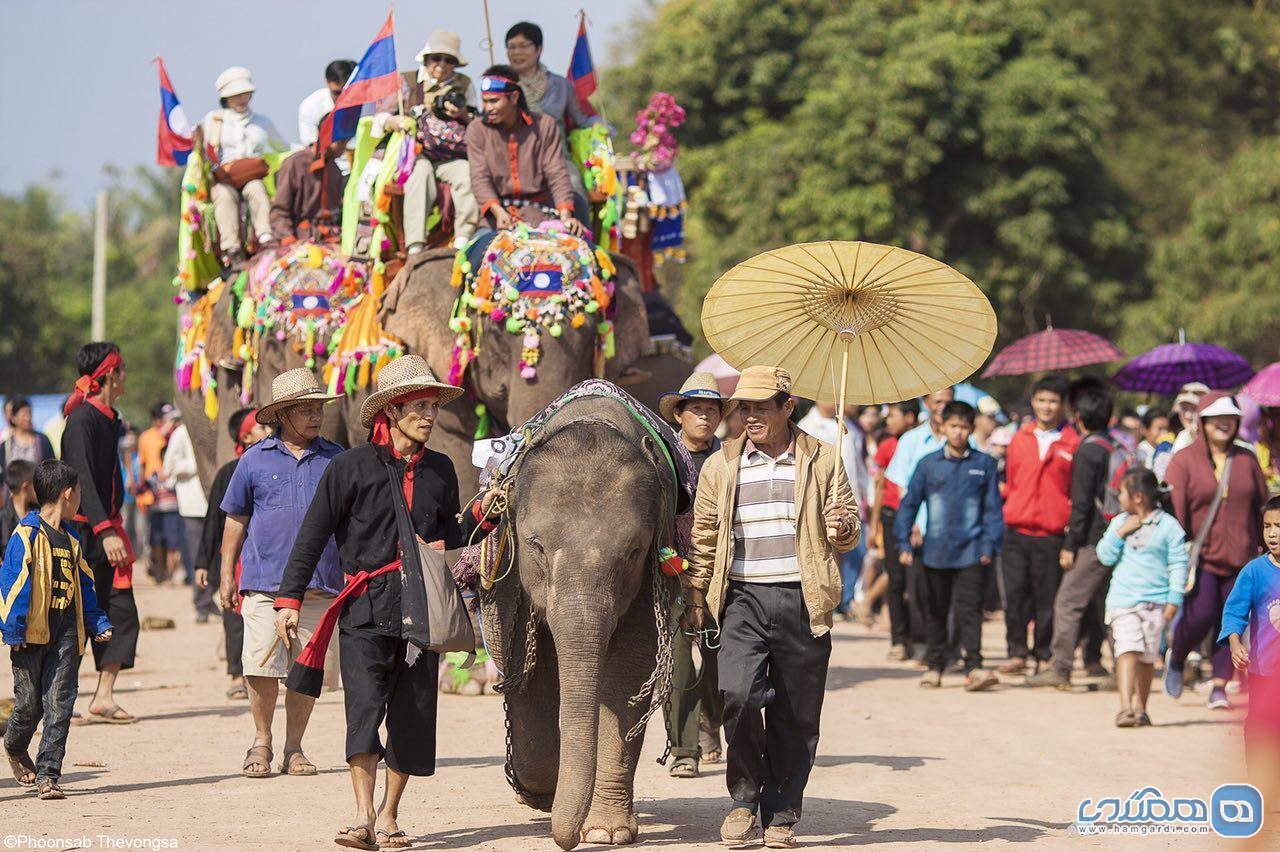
top-left (828, 341), bottom-right (852, 540)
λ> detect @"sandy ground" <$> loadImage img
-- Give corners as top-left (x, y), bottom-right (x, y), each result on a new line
top-left (1, 578), bottom-right (1272, 851)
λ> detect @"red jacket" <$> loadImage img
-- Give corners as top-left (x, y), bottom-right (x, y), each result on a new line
top-left (1002, 423), bottom-right (1079, 537)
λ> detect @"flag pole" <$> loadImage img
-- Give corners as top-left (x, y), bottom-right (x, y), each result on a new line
top-left (578, 9), bottom-right (610, 130)
top-left (483, 0), bottom-right (496, 65)
top-left (392, 4), bottom-right (404, 117)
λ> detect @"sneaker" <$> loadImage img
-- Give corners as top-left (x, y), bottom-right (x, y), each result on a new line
top-left (406, 242), bottom-right (427, 255)
top-left (764, 825), bottom-right (796, 849)
top-left (1025, 668), bottom-right (1071, 690)
top-left (1207, 687), bottom-right (1232, 710)
top-left (1163, 651), bottom-right (1184, 699)
top-left (720, 808), bottom-right (758, 846)
top-left (997, 657), bottom-right (1027, 675)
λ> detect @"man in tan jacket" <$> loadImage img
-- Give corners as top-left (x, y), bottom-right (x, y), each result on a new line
top-left (683, 365), bottom-right (860, 849)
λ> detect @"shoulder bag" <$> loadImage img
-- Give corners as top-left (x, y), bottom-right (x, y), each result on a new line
top-left (384, 461), bottom-right (475, 657)
top-left (1184, 455), bottom-right (1232, 594)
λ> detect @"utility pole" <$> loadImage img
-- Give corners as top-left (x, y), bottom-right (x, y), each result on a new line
top-left (92, 189), bottom-right (107, 340)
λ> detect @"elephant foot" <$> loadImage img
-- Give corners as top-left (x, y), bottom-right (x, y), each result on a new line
top-left (581, 808), bottom-right (639, 845)
top-left (517, 791), bottom-right (555, 812)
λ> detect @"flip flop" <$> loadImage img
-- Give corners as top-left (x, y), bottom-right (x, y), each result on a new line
top-left (376, 828), bottom-right (411, 849)
top-left (7, 751), bottom-right (37, 786)
top-left (85, 706), bottom-right (136, 725)
top-left (280, 750), bottom-right (317, 776)
top-left (334, 826), bottom-right (378, 851)
top-left (242, 745), bottom-right (273, 778)
top-left (226, 683), bottom-right (248, 700)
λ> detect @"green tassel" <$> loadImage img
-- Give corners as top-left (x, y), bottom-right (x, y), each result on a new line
top-left (344, 361), bottom-right (359, 395)
top-left (474, 404), bottom-right (490, 440)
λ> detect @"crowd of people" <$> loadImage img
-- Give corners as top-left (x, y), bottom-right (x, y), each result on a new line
top-left (197, 20), bottom-right (599, 272)
top-left (3, 344), bottom-right (1280, 844)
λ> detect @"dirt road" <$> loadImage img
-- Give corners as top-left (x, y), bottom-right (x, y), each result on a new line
top-left (1, 580), bottom-right (1268, 850)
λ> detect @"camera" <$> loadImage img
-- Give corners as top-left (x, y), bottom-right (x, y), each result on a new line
top-left (433, 90), bottom-right (474, 122)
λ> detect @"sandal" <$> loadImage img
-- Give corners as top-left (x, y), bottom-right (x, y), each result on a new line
top-left (334, 825), bottom-right (378, 850)
top-left (1114, 710), bottom-right (1137, 728)
top-left (376, 828), bottom-right (411, 848)
top-left (36, 778), bottom-right (66, 800)
top-left (242, 744), bottom-right (273, 778)
top-left (669, 757), bottom-right (698, 778)
top-left (226, 682), bottom-right (248, 700)
top-left (281, 750), bottom-right (317, 776)
top-left (919, 670), bottom-right (942, 689)
top-left (964, 669), bottom-right (999, 692)
top-left (7, 751), bottom-right (36, 786)
top-left (85, 705), bottom-right (136, 725)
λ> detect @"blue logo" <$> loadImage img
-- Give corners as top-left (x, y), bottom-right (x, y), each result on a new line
top-left (1210, 784), bottom-right (1262, 838)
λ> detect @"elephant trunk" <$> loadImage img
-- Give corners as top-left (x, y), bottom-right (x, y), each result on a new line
top-left (548, 602), bottom-right (613, 850)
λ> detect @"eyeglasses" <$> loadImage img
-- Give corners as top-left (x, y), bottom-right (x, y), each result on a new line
top-left (506, 39), bottom-right (537, 51)
top-left (424, 54), bottom-right (458, 65)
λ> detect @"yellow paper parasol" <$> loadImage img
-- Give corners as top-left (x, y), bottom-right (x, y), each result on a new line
top-left (702, 240), bottom-right (997, 528)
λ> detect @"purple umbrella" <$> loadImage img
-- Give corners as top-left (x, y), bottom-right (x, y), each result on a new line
top-left (1113, 340), bottom-right (1254, 395)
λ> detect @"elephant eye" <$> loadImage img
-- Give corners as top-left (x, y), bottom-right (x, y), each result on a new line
top-left (526, 534), bottom-right (545, 555)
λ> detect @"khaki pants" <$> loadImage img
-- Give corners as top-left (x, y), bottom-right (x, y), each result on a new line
top-left (211, 178), bottom-right (272, 253)
top-left (403, 157), bottom-right (478, 247)
top-left (240, 591), bottom-right (340, 691)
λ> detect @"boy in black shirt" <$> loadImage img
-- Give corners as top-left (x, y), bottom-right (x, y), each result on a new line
top-left (2, 460), bottom-right (113, 799)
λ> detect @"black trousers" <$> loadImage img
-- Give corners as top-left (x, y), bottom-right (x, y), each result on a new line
top-left (880, 508), bottom-right (911, 647)
top-left (922, 564), bottom-right (985, 673)
top-left (75, 520), bottom-right (140, 673)
top-left (719, 581), bottom-right (831, 828)
top-left (340, 626), bottom-right (439, 776)
top-left (1000, 531), bottom-right (1063, 662)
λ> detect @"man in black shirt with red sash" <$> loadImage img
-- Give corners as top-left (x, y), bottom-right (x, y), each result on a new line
top-left (59, 342), bottom-right (140, 724)
top-left (275, 355), bottom-right (497, 850)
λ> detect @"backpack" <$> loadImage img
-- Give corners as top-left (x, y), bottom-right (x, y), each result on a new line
top-left (1083, 434), bottom-right (1135, 522)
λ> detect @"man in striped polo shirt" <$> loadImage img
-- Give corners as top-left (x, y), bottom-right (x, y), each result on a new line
top-left (685, 365), bottom-right (860, 850)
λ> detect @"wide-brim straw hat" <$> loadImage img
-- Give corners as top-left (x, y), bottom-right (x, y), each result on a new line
top-left (359, 354), bottom-right (464, 427)
top-left (216, 66), bottom-right (256, 99)
top-left (415, 29), bottom-right (468, 67)
top-left (658, 371), bottom-right (737, 424)
top-left (256, 368), bottom-right (340, 425)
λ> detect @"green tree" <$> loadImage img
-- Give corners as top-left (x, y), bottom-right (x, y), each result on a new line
top-left (1132, 138), bottom-right (1280, 365)
top-left (610, 0), bottom-right (1146, 349)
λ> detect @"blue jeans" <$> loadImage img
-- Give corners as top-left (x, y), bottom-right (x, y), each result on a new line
top-left (5, 617), bottom-right (81, 782)
top-left (838, 541), bottom-right (867, 613)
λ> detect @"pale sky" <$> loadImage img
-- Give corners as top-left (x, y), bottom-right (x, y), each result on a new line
top-left (0, 0), bottom-right (648, 210)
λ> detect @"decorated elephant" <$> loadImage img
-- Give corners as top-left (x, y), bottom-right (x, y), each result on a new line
top-left (475, 387), bottom-right (688, 849)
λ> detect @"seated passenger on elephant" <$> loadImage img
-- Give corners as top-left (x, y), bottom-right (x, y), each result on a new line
top-left (377, 30), bottom-right (479, 254)
top-left (269, 124), bottom-right (348, 245)
top-left (201, 66), bottom-right (287, 268)
top-left (465, 64), bottom-right (585, 236)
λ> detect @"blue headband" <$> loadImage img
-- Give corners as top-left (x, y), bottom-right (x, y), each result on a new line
top-left (480, 76), bottom-right (520, 94)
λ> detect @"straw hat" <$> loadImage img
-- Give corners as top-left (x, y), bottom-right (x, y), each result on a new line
top-left (658, 371), bottom-right (736, 424)
top-left (359, 354), bottom-right (464, 427)
top-left (256, 368), bottom-right (340, 425)
top-left (731, 365), bottom-right (793, 402)
top-left (415, 30), bottom-right (468, 67)
top-left (215, 66), bottom-right (256, 99)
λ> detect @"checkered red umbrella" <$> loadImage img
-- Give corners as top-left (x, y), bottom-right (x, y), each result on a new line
top-left (981, 327), bottom-right (1124, 378)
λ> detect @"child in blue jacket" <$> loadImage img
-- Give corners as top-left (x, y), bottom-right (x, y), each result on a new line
top-left (897, 401), bottom-right (1004, 691)
top-left (2, 460), bottom-right (112, 799)
top-left (1095, 467), bottom-right (1187, 729)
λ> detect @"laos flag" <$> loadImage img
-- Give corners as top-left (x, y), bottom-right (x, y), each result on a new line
top-left (566, 15), bottom-right (598, 117)
top-left (155, 57), bottom-right (193, 167)
top-left (316, 11), bottom-right (399, 152)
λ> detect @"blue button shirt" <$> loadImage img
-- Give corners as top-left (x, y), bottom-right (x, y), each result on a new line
top-left (885, 421), bottom-right (977, 531)
top-left (220, 435), bottom-right (343, 595)
top-left (894, 447), bottom-right (1004, 569)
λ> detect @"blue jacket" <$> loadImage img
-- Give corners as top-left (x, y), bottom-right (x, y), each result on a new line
top-left (895, 447), bottom-right (1004, 569)
top-left (1218, 555), bottom-right (1280, 677)
top-left (0, 511), bottom-right (112, 649)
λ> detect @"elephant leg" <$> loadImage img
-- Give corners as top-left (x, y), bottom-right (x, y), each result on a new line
top-left (508, 621), bottom-right (560, 811)
top-left (582, 587), bottom-right (659, 845)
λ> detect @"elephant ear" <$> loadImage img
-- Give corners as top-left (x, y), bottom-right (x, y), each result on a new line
top-left (605, 253), bottom-right (653, 382)
top-left (477, 531), bottom-right (523, 682)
